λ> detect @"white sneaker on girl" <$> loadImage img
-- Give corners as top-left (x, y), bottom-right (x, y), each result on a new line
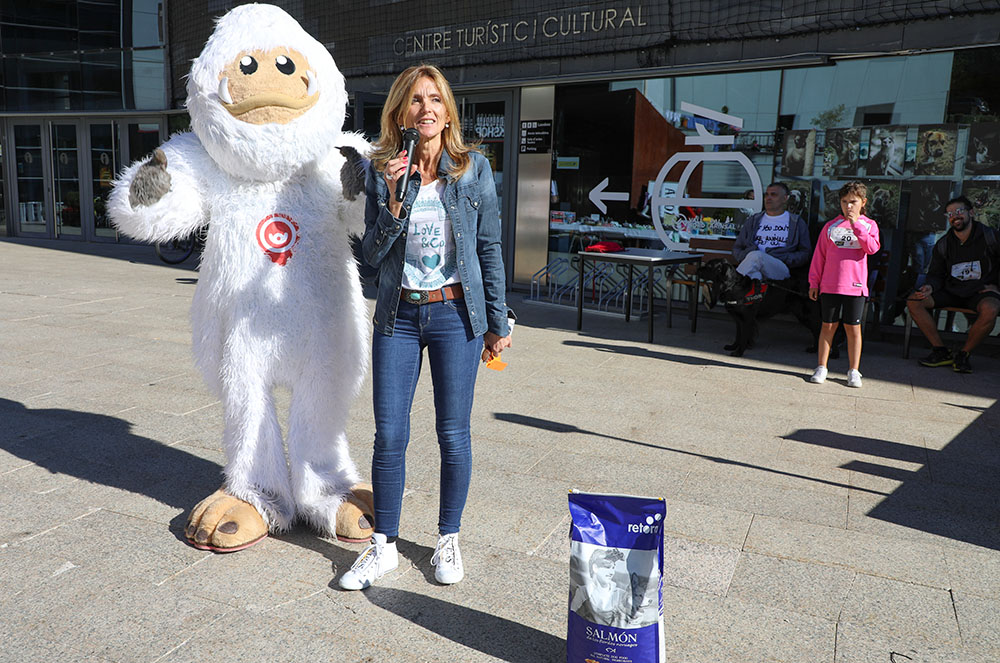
top-left (846, 369), bottom-right (863, 388)
top-left (809, 366), bottom-right (828, 384)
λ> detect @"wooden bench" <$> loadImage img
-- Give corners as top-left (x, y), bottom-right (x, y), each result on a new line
top-left (665, 236), bottom-right (736, 327)
top-left (902, 306), bottom-right (977, 358)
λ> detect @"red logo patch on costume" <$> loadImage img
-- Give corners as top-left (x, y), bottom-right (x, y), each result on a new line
top-left (256, 214), bottom-right (299, 265)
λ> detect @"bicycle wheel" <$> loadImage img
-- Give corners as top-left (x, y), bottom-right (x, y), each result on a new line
top-left (155, 236), bottom-right (196, 264)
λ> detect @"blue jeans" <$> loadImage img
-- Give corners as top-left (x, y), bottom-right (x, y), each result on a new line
top-left (371, 298), bottom-right (482, 538)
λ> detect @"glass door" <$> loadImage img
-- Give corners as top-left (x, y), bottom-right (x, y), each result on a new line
top-left (89, 122), bottom-right (119, 239)
top-left (124, 120), bottom-right (162, 164)
top-left (0, 123), bottom-right (6, 237)
top-left (51, 123), bottom-right (83, 238)
top-left (456, 91), bottom-right (516, 281)
top-left (12, 123), bottom-right (48, 236)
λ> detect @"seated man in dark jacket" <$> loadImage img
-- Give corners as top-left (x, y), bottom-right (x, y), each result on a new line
top-left (907, 195), bottom-right (1000, 373)
top-left (732, 182), bottom-right (811, 281)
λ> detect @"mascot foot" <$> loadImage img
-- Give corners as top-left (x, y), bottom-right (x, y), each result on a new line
top-left (336, 483), bottom-right (375, 543)
top-left (186, 490), bottom-right (268, 553)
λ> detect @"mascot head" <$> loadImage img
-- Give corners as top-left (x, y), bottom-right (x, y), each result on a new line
top-left (186, 3), bottom-right (346, 181)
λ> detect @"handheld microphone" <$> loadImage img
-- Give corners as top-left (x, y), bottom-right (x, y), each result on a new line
top-left (395, 128), bottom-right (420, 202)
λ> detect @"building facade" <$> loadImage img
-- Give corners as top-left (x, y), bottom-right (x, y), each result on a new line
top-left (3, 2), bottom-right (1000, 320)
top-left (0, 1), bottom-right (179, 242)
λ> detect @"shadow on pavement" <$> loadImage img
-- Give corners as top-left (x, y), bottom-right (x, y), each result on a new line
top-left (562, 338), bottom-right (808, 379)
top-left (494, 412), bottom-right (875, 495)
top-left (785, 419), bottom-right (1000, 550)
top-left (364, 586), bottom-right (565, 662)
top-left (496, 409), bottom-right (1000, 551)
top-left (1, 397), bottom-right (221, 518)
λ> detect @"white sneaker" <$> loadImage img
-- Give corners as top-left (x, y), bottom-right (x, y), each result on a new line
top-left (809, 366), bottom-right (827, 384)
top-left (338, 533), bottom-right (398, 590)
top-left (846, 369), bottom-right (863, 388)
top-left (431, 533), bottom-right (464, 585)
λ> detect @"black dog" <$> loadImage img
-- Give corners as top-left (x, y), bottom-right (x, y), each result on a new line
top-left (697, 259), bottom-right (835, 358)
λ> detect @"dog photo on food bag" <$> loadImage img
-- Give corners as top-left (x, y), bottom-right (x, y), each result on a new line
top-left (915, 124), bottom-right (959, 176)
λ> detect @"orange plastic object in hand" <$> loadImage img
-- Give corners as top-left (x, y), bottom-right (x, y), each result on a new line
top-left (485, 354), bottom-right (507, 371)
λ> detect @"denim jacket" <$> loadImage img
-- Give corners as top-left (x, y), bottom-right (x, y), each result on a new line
top-left (361, 150), bottom-right (510, 338)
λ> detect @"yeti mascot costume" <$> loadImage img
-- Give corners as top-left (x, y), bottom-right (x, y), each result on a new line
top-left (109, 3), bottom-right (374, 552)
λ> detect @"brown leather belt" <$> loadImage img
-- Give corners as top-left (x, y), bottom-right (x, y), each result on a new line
top-left (400, 284), bottom-right (464, 305)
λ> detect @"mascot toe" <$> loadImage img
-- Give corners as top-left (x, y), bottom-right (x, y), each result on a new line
top-left (110, 3), bottom-right (375, 551)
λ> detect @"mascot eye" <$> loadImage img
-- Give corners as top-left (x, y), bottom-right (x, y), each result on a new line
top-left (239, 55), bottom-right (258, 75)
top-left (275, 55), bottom-right (296, 75)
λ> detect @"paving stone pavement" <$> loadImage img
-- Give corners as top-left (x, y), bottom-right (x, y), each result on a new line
top-left (2, 237), bottom-right (999, 663)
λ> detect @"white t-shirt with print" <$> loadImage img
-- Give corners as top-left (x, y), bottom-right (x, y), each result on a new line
top-left (402, 178), bottom-right (460, 290)
top-left (755, 212), bottom-right (790, 251)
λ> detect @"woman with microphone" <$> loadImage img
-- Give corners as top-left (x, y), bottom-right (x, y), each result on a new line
top-left (339, 65), bottom-right (512, 590)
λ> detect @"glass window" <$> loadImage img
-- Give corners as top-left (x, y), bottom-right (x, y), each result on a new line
top-left (947, 45), bottom-right (1000, 123)
top-left (4, 54), bottom-right (79, 111)
top-left (130, 47), bottom-right (167, 110)
top-left (79, 0), bottom-right (121, 50)
top-left (780, 53), bottom-right (954, 129)
top-left (0, 3), bottom-right (167, 113)
top-left (1, 1), bottom-right (78, 53)
top-left (81, 51), bottom-right (123, 110)
top-left (131, 0), bottom-right (165, 48)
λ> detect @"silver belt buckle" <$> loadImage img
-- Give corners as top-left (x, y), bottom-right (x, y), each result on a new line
top-left (406, 289), bottom-right (430, 304)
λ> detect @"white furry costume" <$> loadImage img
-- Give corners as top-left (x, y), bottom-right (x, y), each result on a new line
top-left (109, 4), bottom-right (370, 535)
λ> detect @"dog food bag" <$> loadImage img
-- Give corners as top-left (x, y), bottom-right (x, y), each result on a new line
top-left (567, 490), bottom-right (665, 663)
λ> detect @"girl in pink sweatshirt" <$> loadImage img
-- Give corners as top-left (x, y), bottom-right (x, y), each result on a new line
top-left (807, 181), bottom-right (881, 388)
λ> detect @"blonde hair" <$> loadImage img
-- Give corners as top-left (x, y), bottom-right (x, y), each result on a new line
top-left (370, 64), bottom-right (478, 179)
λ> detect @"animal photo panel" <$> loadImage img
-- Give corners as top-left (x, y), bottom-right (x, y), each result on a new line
top-left (784, 180), bottom-right (812, 222)
top-left (863, 180), bottom-right (901, 229)
top-left (963, 180), bottom-right (1000, 228)
top-left (965, 123), bottom-right (1000, 176)
top-left (915, 124), bottom-right (959, 176)
top-left (823, 128), bottom-right (860, 177)
top-left (820, 181), bottom-right (848, 222)
top-left (780, 129), bottom-right (816, 177)
top-left (867, 126), bottom-right (907, 177)
top-left (907, 181), bottom-right (954, 232)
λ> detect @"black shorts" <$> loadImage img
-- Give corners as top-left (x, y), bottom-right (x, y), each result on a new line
top-left (930, 289), bottom-right (1000, 311)
top-left (820, 293), bottom-right (866, 325)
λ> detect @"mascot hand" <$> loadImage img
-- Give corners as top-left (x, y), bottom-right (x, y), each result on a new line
top-left (339, 146), bottom-right (366, 201)
top-left (128, 148), bottom-right (172, 208)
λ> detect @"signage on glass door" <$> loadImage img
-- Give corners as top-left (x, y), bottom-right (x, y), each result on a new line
top-left (519, 120), bottom-right (552, 154)
top-left (585, 103), bottom-right (763, 245)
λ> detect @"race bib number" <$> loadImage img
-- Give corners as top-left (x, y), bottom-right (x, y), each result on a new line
top-left (951, 260), bottom-right (982, 281)
top-left (829, 226), bottom-right (860, 250)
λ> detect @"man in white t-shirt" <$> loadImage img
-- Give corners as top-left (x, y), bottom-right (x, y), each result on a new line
top-left (732, 182), bottom-right (812, 281)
